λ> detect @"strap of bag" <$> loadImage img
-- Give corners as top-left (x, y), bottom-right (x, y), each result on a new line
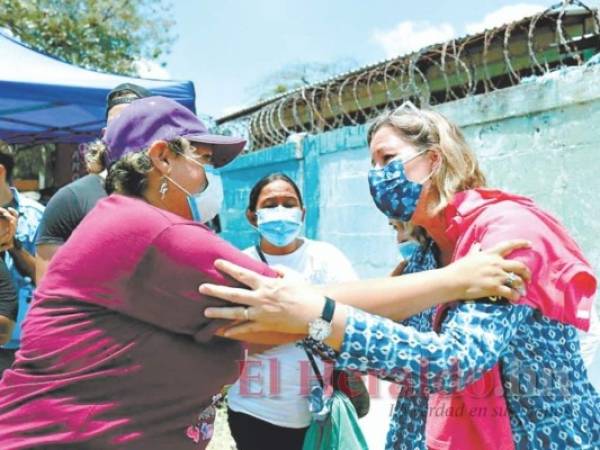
top-left (255, 244), bottom-right (268, 264)
top-left (255, 243), bottom-right (370, 421)
top-left (304, 348), bottom-right (325, 389)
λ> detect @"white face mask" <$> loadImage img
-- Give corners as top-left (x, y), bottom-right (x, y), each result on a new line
top-left (164, 155), bottom-right (224, 224)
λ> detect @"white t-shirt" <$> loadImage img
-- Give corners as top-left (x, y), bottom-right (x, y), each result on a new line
top-left (227, 238), bottom-right (358, 428)
top-left (578, 303), bottom-right (600, 393)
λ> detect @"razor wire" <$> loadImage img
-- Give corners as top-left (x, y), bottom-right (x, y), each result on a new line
top-left (216, 0), bottom-right (600, 151)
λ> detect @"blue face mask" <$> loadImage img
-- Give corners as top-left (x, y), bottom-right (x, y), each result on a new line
top-left (256, 206), bottom-right (303, 247)
top-left (398, 240), bottom-right (420, 262)
top-left (368, 152), bottom-right (427, 222)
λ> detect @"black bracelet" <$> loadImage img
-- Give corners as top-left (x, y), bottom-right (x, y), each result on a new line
top-left (301, 337), bottom-right (339, 361)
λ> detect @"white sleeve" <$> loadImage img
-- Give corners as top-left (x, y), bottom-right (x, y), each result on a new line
top-left (578, 302), bottom-right (600, 393)
top-left (319, 242), bottom-right (359, 283)
top-left (242, 245), bottom-right (260, 260)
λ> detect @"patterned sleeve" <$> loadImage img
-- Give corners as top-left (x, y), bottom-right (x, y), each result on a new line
top-left (335, 302), bottom-right (533, 392)
top-left (18, 197), bottom-right (45, 252)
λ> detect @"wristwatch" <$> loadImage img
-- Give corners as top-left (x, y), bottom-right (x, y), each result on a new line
top-left (308, 296), bottom-right (336, 342)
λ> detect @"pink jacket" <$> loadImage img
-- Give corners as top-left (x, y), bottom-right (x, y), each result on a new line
top-left (425, 189), bottom-right (596, 450)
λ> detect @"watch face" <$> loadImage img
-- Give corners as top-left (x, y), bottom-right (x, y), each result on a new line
top-left (309, 318), bottom-right (332, 341)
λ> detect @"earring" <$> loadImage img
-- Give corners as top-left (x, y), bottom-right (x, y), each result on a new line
top-left (159, 178), bottom-right (169, 199)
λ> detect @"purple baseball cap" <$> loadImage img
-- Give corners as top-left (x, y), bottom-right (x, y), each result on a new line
top-left (103, 96), bottom-right (246, 167)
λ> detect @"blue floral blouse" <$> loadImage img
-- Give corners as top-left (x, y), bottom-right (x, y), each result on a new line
top-left (306, 245), bottom-right (600, 449)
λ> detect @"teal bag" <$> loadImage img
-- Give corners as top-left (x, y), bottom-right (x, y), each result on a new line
top-left (301, 350), bottom-right (369, 450)
top-left (302, 390), bottom-right (369, 450)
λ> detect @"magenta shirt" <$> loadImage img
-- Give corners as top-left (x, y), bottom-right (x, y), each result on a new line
top-left (0, 195), bottom-right (275, 450)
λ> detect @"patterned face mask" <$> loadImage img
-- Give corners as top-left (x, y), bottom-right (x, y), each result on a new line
top-left (368, 151), bottom-right (428, 221)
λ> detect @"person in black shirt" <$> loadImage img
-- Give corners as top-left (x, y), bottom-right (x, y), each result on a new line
top-left (35, 174), bottom-right (106, 247)
top-left (35, 83), bottom-right (150, 281)
top-left (0, 254), bottom-right (18, 377)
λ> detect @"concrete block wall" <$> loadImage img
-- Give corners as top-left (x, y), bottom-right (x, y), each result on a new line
top-left (437, 64), bottom-right (600, 278)
top-left (220, 63), bottom-right (600, 288)
top-left (308, 128), bottom-right (396, 278)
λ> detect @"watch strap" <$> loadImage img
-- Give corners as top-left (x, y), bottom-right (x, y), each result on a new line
top-left (321, 296), bottom-right (336, 322)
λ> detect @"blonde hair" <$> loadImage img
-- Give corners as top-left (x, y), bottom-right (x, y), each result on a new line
top-left (368, 104), bottom-right (486, 215)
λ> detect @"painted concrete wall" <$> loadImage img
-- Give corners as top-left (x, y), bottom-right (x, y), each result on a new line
top-left (220, 63), bottom-right (600, 286)
top-left (219, 142), bottom-right (303, 248)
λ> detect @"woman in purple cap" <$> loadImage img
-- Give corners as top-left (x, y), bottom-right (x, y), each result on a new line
top-left (0, 97), bottom-right (530, 450)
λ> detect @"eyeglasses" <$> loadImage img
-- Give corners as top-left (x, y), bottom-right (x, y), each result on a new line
top-left (368, 100), bottom-right (430, 142)
top-left (391, 101), bottom-right (435, 123)
top-left (393, 100), bottom-right (421, 115)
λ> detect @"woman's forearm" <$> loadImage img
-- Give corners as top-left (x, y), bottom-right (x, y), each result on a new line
top-left (0, 316), bottom-right (14, 346)
top-left (217, 328), bottom-right (306, 347)
top-left (322, 267), bottom-right (460, 321)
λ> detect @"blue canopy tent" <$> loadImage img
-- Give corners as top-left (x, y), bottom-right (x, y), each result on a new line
top-left (0, 32), bottom-right (195, 145)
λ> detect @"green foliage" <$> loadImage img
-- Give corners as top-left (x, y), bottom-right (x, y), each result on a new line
top-left (0, 0), bottom-right (175, 75)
